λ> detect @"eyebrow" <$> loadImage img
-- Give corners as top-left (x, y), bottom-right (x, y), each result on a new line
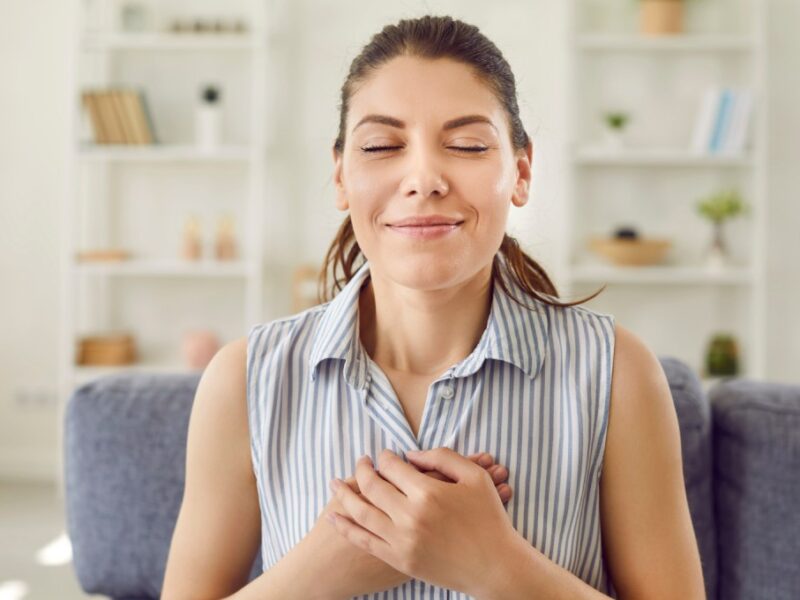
top-left (352, 114), bottom-right (498, 134)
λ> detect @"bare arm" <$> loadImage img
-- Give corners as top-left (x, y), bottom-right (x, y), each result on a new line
top-left (599, 324), bottom-right (706, 599)
top-left (161, 337), bottom-right (326, 599)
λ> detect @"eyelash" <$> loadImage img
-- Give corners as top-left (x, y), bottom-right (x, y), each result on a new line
top-left (361, 145), bottom-right (488, 154)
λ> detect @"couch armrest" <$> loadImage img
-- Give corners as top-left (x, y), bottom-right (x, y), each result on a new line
top-left (63, 373), bottom-right (262, 600)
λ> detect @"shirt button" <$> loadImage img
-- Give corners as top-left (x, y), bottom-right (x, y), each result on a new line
top-left (440, 385), bottom-right (454, 400)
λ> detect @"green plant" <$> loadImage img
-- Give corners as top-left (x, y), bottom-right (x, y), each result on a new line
top-left (696, 188), bottom-right (747, 224)
top-left (604, 112), bottom-right (630, 130)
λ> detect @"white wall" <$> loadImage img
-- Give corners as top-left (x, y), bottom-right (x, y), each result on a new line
top-left (1, 0), bottom-right (798, 483)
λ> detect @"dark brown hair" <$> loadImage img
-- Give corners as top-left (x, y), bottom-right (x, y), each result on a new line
top-left (320, 15), bottom-right (604, 309)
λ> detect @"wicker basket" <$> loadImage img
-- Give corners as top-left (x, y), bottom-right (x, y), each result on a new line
top-left (589, 237), bottom-right (672, 266)
top-left (76, 333), bottom-right (137, 366)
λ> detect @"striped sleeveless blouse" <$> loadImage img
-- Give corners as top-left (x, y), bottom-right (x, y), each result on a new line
top-left (246, 256), bottom-right (617, 599)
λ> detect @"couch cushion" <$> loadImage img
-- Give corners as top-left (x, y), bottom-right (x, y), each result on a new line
top-left (659, 357), bottom-right (717, 600)
top-left (64, 373), bottom-right (262, 599)
top-left (710, 379), bottom-right (800, 600)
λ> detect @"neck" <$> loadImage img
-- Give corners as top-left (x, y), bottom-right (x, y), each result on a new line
top-left (358, 264), bottom-right (493, 378)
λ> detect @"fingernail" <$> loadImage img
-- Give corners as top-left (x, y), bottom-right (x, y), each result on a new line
top-left (329, 479), bottom-right (340, 491)
top-left (327, 513), bottom-right (337, 524)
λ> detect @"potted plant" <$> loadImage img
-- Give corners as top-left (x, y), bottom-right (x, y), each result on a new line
top-left (695, 188), bottom-right (747, 270)
top-left (602, 111), bottom-right (630, 150)
top-left (638, 0), bottom-right (686, 36)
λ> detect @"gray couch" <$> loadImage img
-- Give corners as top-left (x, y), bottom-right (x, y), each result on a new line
top-left (63, 357), bottom-right (800, 600)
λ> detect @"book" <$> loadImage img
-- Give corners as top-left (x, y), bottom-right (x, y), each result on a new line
top-left (709, 88), bottom-right (733, 153)
top-left (690, 87), bottom-right (720, 154)
top-left (80, 87), bottom-right (158, 145)
top-left (721, 88), bottom-right (753, 155)
top-left (81, 91), bottom-right (108, 143)
top-left (111, 89), bottom-right (137, 143)
top-left (125, 89), bottom-right (156, 144)
top-left (97, 90), bottom-right (125, 143)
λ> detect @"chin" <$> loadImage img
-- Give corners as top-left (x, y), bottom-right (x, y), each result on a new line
top-left (381, 255), bottom-right (474, 291)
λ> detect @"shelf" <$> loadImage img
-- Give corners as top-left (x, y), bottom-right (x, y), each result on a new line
top-left (81, 32), bottom-right (264, 51)
top-left (74, 259), bottom-right (255, 277)
top-left (569, 264), bottom-right (755, 285)
top-left (573, 147), bottom-right (754, 168)
top-left (77, 144), bottom-right (256, 163)
top-left (73, 363), bottom-right (202, 386)
top-left (577, 33), bottom-right (756, 52)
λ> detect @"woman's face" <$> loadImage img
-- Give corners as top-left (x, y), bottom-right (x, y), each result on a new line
top-left (333, 55), bottom-right (532, 292)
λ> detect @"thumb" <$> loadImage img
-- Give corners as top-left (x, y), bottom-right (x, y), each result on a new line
top-left (405, 447), bottom-right (477, 483)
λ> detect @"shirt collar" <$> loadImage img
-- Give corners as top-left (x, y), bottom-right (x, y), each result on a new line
top-left (308, 256), bottom-right (551, 389)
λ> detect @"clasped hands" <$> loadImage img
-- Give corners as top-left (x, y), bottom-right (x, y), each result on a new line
top-left (324, 448), bottom-right (520, 597)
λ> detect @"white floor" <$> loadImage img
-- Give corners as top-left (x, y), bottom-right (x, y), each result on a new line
top-left (0, 481), bottom-right (105, 600)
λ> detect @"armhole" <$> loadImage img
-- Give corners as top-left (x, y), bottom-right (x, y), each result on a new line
top-left (593, 313), bottom-right (616, 482)
top-left (246, 323), bottom-right (267, 483)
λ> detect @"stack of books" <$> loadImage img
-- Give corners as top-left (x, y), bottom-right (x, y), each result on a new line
top-left (690, 86), bottom-right (753, 156)
top-left (81, 87), bottom-right (158, 145)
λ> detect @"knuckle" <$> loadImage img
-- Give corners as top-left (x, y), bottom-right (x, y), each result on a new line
top-left (354, 504), bottom-right (370, 524)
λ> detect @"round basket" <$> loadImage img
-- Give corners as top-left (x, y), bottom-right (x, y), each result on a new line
top-left (589, 237), bottom-right (672, 266)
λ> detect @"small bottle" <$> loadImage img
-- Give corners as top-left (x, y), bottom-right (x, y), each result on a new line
top-left (195, 85), bottom-right (222, 151)
top-left (181, 215), bottom-right (202, 260)
top-left (214, 214), bottom-right (237, 260)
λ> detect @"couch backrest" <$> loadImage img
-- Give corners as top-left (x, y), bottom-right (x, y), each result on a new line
top-left (64, 358), bottom-right (715, 599)
top-left (710, 379), bottom-right (800, 600)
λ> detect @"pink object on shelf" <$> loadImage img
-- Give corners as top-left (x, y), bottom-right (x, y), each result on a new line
top-left (181, 330), bottom-right (220, 370)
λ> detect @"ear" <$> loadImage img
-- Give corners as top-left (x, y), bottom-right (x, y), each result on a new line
top-left (332, 147), bottom-right (349, 211)
top-left (511, 139), bottom-right (533, 208)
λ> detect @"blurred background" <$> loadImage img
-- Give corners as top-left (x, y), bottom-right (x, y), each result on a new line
top-left (1, 0), bottom-right (798, 598)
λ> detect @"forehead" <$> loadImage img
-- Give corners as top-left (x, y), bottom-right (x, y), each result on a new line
top-left (348, 55), bottom-right (504, 130)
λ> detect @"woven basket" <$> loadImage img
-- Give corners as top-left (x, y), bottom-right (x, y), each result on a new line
top-left (589, 237), bottom-right (672, 266)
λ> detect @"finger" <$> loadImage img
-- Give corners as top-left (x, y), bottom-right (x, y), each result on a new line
top-left (330, 477), bottom-right (394, 541)
top-left (328, 511), bottom-right (395, 566)
top-left (374, 449), bottom-right (438, 496)
top-left (404, 447), bottom-right (480, 484)
top-left (467, 452), bottom-right (494, 468)
top-left (423, 470), bottom-right (452, 483)
top-left (353, 455), bottom-right (407, 520)
top-left (487, 464), bottom-right (509, 485)
top-left (498, 483), bottom-right (513, 503)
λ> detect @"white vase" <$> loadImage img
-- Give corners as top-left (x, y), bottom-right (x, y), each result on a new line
top-left (195, 105), bottom-right (221, 150)
top-left (603, 128), bottom-right (625, 150)
top-left (704, 222), bottom-right (728, 271)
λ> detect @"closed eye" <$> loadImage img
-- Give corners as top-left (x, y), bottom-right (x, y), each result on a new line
top-left (360, 145), bottom-right (488, 153)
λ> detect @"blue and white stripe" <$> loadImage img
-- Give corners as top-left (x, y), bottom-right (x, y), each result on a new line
top-left (246, 256), bottom-right (617, 599)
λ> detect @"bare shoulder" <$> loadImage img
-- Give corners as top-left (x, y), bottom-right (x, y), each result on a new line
top-left (599, 323), bottom-right (705, 598)
top-left (187, 335), bottom-right (251, 456)
top-left (161, 335), bottom-right (261, 599)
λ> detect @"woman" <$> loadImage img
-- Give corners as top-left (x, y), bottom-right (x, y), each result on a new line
top-left (162, 15), bottom-right (705, 600)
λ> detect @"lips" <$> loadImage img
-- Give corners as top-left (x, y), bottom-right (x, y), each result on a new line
top-left (385, 217), bottom-right (463, 240)
top-left (388, 215), bottom-right (464, 227)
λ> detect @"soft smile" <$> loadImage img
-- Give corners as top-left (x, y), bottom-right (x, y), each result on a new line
top-left (386, 222), bottom-right (463, 240)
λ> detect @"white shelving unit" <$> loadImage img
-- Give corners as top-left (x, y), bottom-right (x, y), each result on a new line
top-left (57, 0), bottom-right (270, 488)
top-left (562, 0), bottom-right (767, 381)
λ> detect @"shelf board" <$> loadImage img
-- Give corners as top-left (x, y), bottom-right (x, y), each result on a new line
top-left (569, 264), bottom-right (755, 285)
top-left (81, 32), bottom-right (264, 51)
top-left (74, 259), bottom-right (254, 277)
top-left (77, 144), bottom-right (256, 163)
top-left (577, 33), bottom-right (756, 52)
top-left (73, 363), bottom-right (201, 386)
top-left (573, 147), bottom-right (753, 167)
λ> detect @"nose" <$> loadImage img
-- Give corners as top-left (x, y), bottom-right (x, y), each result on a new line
top-left (399, 144), bottom-right (450, 199)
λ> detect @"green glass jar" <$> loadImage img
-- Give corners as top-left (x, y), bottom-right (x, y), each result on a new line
top-left (705, 334), bottom-right (739, 377)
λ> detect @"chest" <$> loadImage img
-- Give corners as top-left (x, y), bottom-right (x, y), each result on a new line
top-left (382, 370), bottom-right (437, 440)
